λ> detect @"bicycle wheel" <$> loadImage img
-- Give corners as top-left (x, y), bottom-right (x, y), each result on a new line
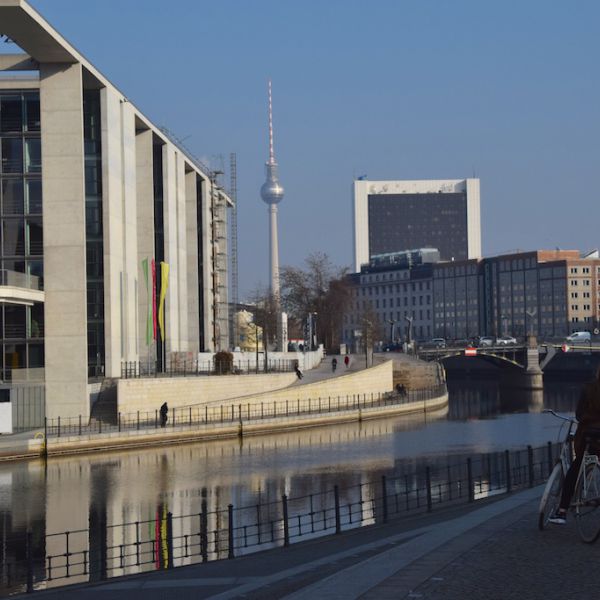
top-left (538, 463), bottom-right (563, 530)
top-left (575, 462), bottom-right (600, 543)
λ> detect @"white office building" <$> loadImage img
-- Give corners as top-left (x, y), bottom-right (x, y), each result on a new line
top-left (353, 178), bottom-right (481, 272)
top-left (0, 0), bottom-right (232, 418)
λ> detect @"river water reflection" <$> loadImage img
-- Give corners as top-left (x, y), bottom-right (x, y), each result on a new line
top-left (0, 378), bottom-right (585, 586)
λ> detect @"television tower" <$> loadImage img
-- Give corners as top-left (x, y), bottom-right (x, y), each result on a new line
top-left (260, 80), bottom-right (284, 298)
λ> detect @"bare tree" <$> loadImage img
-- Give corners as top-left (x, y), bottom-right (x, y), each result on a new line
top-left (247, 285), bottom-right (279, 350)
top-left (280, 252), bottom-right (351, 350)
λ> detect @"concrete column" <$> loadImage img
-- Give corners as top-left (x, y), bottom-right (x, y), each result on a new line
top-left (185, 172), bottom-right (200, 354)
top-left (135, 129), bottom-right (156, 363)
top-left (200, 178), bottom-right (215, 351)
top-left (100, 87), bottom-right (124, 377)
top-left (162, 145), bottom-right (179, 353)
top-left (40, 62), bottom-right (88, 418)
top-left (176, 156), bottom-right (188, 350)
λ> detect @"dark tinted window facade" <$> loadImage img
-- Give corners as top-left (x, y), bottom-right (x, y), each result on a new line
top-left (0, 91), bottom-right (43, 380)
top-left (368, 193), bottom-right (468, 261)
top-left (83, 90), bottom-right (105, 378)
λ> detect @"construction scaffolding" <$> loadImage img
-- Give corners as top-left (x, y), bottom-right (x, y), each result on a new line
top-left (229, 153), bottom-right (239, 349)
top-left (210, 173), bottom-right (230, 352)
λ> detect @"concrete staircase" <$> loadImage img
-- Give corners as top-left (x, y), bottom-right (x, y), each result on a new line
top-left (89, 378), bottom-right (118, 425)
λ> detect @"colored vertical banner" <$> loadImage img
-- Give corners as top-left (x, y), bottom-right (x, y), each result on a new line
top-left (157, 261), bottom-right (169, 342)
top-left (142, 258), bottom-right (153, 346)
top-left (151, 259), bottom-right (157, 340)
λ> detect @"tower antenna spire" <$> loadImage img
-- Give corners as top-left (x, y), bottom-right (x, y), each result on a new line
top-left (268, 79), bottom-right (275, 164)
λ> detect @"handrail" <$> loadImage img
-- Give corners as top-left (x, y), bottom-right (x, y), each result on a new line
top-left (2, 439), bottom-right (556, 593)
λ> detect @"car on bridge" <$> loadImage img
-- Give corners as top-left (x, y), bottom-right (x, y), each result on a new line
top-left (497, 335), bottom-right (517, 345)
top-left (477, 336), bottom-right (495, 347)
top-left (566, 331), bottom-right (591, 343)
top-left (421, 338), bottom-right (447, 349)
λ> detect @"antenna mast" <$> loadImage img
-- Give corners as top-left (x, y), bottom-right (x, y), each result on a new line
top-left (268, 79), bottom-right (275, 164)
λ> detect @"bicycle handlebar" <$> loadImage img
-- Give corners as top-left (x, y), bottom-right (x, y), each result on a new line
top-left (543, 408), bottom-right (577, 424)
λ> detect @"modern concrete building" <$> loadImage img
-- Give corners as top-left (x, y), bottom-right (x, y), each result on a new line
top-left (345, 248), bottom-right (600, 347)
top-left (343, 249), bottom-right (439, 348)
top-left (353, 178), bottom-right (481, 271)
top-left (0, 0), bottom-right (232, 418)
top-left (432, 250), bottom-right (600, 339)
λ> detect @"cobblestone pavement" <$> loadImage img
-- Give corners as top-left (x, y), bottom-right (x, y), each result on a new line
top-left (387, 505), bottom-right (600, 600)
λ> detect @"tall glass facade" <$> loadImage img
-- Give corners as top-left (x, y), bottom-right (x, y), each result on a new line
top-left (0, 91), bottom-right (43, 380)
top-left (83, 90), bottom-right (105, 378)
top-left (152, 138), bottom-right (165, 370)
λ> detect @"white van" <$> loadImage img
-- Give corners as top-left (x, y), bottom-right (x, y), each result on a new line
top-left (566, 331), bottom-right (591, 343)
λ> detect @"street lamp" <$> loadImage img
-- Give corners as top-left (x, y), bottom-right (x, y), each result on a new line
top-left (404, 315), bottom-right (413, 353)
top-left (388, 319), bottom-right (396, 345)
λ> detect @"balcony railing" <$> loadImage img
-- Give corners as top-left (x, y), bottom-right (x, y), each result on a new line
top-left (0, 269), bottom-right (42, 291)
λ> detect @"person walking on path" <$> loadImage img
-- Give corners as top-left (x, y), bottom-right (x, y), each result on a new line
top-left (160, 402), bottom-right (169, 427)
top-left (344, 355), bottom-right (350, 369)
top-left (294, 364), bottom-right (303, 380)
top-left (332, 358), bottom-right (337, 373)
top-left (549, 366), bottom-right (600, 524)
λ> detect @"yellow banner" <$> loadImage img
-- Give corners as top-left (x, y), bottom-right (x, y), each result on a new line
top-left (158, 262), bottom-right (169, 341)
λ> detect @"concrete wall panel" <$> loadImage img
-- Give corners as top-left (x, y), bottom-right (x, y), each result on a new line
top-left (40, 62), bottom-right (88, 418)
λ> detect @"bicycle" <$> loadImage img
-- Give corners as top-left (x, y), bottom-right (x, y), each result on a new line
top-left (538, 409), bottom-right (575, 530)
top-left (572, 429), bottom-right (600, 543)
top-left (538, 410), bottom-right (600, 542)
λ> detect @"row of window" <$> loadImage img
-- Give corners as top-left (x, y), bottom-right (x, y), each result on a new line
top-left (357, 281), bottom-right (431, 295)
top-left (0, 178), bottom-right (42, 216)
top-left (0, 94), bottom-right (40, 134)
top-left (0, 137), bottom-right (41, 175)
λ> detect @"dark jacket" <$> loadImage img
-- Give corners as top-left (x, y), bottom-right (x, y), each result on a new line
top-left (574, 381), bottom-right (600, 455)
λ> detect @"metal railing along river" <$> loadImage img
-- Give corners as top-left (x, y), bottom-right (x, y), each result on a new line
top-left (44, 385), bottom-right (448, 438)
top-left (120, 358), bottom-right (298, 378)
top-left (1, 440), bottom-right (559, 594)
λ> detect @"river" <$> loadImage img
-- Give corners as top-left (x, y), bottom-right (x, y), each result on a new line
top-left (0, 377), bottom-right (585, 590)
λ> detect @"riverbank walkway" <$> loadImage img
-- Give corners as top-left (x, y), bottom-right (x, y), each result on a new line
top-left (21, 484), bottom-right (600, 599)
top-left (0, 353), bottom-right (408, 459)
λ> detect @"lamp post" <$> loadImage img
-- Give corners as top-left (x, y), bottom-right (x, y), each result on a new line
top-left (526, 308), bottom-right (537, 344)
top-left (404, 315), bottom-right (413, 354)
top-left (388, 319), bottom-right (396, 345)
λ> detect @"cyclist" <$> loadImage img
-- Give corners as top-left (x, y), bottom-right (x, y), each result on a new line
top-left (550, 366), bottom-right (600, 524)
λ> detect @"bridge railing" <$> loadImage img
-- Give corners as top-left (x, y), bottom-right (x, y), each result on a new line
top-left (1, 440), bottom-right (558, 594)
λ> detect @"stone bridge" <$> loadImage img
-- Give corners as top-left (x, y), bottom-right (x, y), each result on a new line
top-left (417, 339), bottom-right (600, 389)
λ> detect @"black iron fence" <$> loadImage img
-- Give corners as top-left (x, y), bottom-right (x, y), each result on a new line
top-left (44, 385), bottom-right (448, 438)
top-left (0, 441), bottom-right (558, 594)
top-left (121, 359), bottom-right (298, 378)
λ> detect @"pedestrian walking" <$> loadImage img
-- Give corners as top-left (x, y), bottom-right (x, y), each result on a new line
top-left (160, 402), bottom-right (168, 427)
top-left (331, 358), bottom-right (337, 372)
top-left (295, 364), bottom-right (303, 380)
top-left (344, 355), bottom-right (350, 369)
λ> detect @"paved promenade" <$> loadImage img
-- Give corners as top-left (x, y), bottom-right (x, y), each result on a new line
top-left (21, 485), bottom-right (600, 599)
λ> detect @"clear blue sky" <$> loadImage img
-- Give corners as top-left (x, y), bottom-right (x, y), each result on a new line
top-left (28, 0), bottom-right (600, 297)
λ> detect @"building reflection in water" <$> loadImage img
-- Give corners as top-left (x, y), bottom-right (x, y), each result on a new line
top-left (0, 379), bottom-right (586, 590)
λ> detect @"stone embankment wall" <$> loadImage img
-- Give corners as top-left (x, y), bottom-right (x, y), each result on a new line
top-left (117, 373), bottom-right (296, 415)
top-left (201, 360), bottom-right (393, 409)
top-left (387, 355), bottom-right (444, 390)
top-left (117, 361), bottom-right (393, 417)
